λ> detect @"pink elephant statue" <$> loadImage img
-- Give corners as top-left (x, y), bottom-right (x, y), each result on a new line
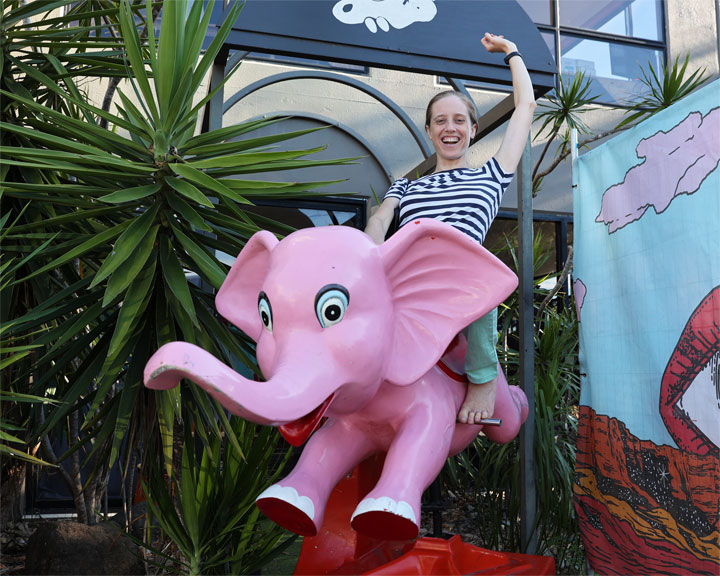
top-left (144, 219), bottom-right (529, 541)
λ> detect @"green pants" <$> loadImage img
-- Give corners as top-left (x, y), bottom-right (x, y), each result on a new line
top-left (463, 307), bottom-right (499, 384)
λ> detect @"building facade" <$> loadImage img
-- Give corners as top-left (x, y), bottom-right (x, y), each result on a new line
top-left (215, 0), bottom-right (719, 266)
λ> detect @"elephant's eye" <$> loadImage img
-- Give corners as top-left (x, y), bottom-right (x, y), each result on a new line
top-left (258, 292), bottom-right (273, 332)
top-left (315, 284), bottom-right (349, 328)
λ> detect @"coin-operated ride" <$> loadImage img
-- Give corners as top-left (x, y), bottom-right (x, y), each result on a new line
top-left (145, 220), bottom-right (554, 574)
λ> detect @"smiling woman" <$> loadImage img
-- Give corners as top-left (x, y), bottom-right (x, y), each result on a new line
top-left (364, 31), bottom-right (536, 426)
top-left (424, 92), bottom-right (478, 171)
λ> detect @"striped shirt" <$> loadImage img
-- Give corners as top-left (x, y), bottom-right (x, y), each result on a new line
top-left (384, 157), bottom-right (513, 244)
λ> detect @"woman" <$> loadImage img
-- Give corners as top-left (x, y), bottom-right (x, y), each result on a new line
top-left (364, 32), bottom-right (536, 425)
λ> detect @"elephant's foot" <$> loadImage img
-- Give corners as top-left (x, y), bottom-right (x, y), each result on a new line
top-left (256, 484), bottom-right (318, 536)
top-left (350, 496), bottom-right (419, 540)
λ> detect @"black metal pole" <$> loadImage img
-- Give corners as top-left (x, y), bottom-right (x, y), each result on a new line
top-left (518, 135), bottom-right (537, 554)
top-left (429, 477), bottom-right (444, 537)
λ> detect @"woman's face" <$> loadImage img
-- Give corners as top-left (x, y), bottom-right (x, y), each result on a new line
top-left (425, 95), bottom-right (477, 166)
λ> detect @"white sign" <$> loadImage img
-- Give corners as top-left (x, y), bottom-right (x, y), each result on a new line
top-left (332, 0), bottom-right (438, 33)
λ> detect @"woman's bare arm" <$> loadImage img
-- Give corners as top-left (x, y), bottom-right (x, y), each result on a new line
top-left (364, 196), bottom-right (400, 245)
top-left (481, 33), bottom-right (537, 174)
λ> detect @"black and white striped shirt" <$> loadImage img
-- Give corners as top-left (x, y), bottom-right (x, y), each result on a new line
top-left (384, 157), bottom-right (513, 244)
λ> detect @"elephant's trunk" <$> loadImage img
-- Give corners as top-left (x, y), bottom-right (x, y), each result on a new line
top-left (143, 341), bottom-right (333, 426)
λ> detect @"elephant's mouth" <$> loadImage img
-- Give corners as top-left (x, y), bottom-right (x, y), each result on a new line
top-left (278, 393), bottom-right (335, 446)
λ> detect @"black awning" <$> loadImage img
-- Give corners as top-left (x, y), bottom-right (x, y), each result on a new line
top-left (210, 0), bottom-right (556, 94)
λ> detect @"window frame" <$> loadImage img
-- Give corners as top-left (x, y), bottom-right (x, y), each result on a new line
top-left (441, 0), bottom-right (667, 106)
top-left (543, 0), bottom-right (666, 105)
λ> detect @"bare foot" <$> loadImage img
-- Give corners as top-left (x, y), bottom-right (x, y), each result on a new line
top-left (458, 378), bottom-right (497, 424)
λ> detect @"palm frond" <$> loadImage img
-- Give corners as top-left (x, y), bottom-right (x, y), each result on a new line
top-left (615, 54), bottom-right (709, 129)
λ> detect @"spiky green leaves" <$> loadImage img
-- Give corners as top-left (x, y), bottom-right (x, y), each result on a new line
top-left (2, 0), bottom-right (355, 499)
top-left (615, 54), bottom-right (709, 129)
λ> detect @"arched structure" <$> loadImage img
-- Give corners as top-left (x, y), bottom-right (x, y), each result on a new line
top-left (224, 70), bottom-right (434, 158)
top-left (228, 111), bottom-right (393, 203)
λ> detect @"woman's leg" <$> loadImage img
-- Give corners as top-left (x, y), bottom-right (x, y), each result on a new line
top-left (458, 308), bottom-right (498, 423)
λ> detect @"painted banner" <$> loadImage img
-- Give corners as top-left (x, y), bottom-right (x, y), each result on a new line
top-left (572, 79), bottom-right (720, 574)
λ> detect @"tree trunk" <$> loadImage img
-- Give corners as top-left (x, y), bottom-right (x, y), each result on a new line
top-left (68, 410), bottom-right (90, 524)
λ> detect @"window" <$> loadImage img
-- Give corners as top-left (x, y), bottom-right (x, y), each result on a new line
top-left (485, 210), bottom-right (573, 282)
top-left (557, 0), bottom-right (663, 41)
top-left (519, 0), bottom-right (666, 104)
top-left (215, 196), bottom-right (369, 267)
top-left (560, 33), bottom-right (663, 102)
top-left (242, 196), bottom-right (367, 233)
top-left (440, 1), bottom-right (664, 104)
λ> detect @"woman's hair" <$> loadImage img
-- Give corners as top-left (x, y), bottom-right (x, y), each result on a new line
top-left (425, 91), bottom-right (479, 128)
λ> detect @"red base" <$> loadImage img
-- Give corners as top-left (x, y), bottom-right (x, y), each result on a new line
top-left (292, 456), bottom-right (555, 575)
top-left (339, 535), bottom-right (555, 575)
top-left (257, 496), bottom-right (317, 536)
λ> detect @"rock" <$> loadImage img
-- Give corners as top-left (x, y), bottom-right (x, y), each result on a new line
top-left (24, 520), bottom-right (145, 575)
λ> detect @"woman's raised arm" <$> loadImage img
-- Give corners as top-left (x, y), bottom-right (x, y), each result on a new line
top-left (481, 33), bottom-right (537, 174)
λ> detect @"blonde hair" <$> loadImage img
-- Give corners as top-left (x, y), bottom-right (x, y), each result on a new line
top-left (425, 91), bottom-right (479, 129)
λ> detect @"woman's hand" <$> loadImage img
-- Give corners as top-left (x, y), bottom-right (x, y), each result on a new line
top-left (481, 32), bottom-right (517, 55)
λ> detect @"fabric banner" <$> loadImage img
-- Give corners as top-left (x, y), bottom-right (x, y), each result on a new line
top-left (572, 79), bottom-right (720, 574)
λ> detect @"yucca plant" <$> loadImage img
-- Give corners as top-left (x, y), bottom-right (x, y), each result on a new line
top-left (0, 393), bottom-right (58, 465)
top-left (615, 54), bottom-right (709, 129)
top-left (1, 0), bottom-right (352, 529)
top-left (142, 415), bottom-right (297, 575)
top-left (1, 0), bottom-right (132, 520)
top-left (531, 70), bottom-right (599, 196)
top-left (0, 214), bottom-right (58, 468)
top-left (531, 305), bottom-right (582, 572)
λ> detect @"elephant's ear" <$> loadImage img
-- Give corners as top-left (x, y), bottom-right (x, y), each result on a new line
top-left (378, 219), bottom-right (518, 386)
top-left (216, 230), bottom-right (279, 342)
